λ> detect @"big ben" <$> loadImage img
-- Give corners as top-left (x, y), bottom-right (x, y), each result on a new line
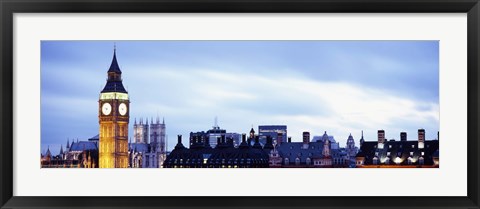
top-left (99, 47), bottom-right (130, 168)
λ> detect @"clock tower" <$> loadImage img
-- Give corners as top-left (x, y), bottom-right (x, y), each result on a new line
top-left (98, 47), bottom-right (130, 168)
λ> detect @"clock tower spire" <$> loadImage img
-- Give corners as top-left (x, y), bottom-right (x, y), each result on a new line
top-left (98, 46), bottom-right (130, 168)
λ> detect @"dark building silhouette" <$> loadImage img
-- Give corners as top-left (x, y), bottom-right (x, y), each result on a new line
top-left (356, 129), bottom-right (439, 168)
top-left (164, 134), bottom-right (270, 168)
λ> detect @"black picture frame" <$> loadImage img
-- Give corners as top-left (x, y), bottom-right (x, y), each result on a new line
top-left (1, 0), bottom-right (479, 208)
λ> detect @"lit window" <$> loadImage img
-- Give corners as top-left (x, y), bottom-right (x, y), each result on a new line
top-left (421, 152), bottom-right (424, 156)
top-left (389, 145), bottom-right (392, 148)
top-left (410, 152), bottom-right (414, 156)
top-left (412, 145), bottom-right (415, 148)
top-left (387, 152), bottom-right (391, 156)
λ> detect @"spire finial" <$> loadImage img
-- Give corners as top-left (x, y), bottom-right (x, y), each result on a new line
top-left (114, 42), bottom-right (116, 53)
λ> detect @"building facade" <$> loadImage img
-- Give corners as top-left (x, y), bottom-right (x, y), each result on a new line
top-left (258, 125), bottom-right (287, 145)
top-left (129, 116), bottom-right (167, 168)
top-left (356, 129), bottom-right (439, 168)
top-left (164, 134), bottom-right (269, 168)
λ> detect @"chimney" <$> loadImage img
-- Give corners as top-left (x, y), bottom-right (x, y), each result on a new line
top-left (418, 129), bottom-right (425, 142)
top-left (177, 135), bottom-right (182, 144)
top-left (400, 132), bottom-right (407, 141)
top-left (418, 129), bottom-right (425, 149)
top-left (242, 133), bottom-right (246, 143)
top-left (288, 137), bottom-right (292, 143)
top-left (378, 130), bottom-right (385, 144)
top-left (302, 131), bottom-right (310, 144)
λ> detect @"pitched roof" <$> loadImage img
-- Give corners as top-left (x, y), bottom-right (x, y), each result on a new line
top-left (108, 49), bottom-right (121, 73)
top-left (129, 143), bottom-right (149, 153)
top-left (69, 141), bottom-right (98, 152)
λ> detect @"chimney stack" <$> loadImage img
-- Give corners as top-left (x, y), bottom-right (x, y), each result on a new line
top-left (378, 130), bottom-right (385, 143)
top-left (302, 131), bottom-right (310, 144)
top-left (288, 137), bottom-right (292, 143)
top-left (400, 132), bottom-right (407, 141)
top-left (418, 129), bottom-right (425, 149)
top-left (177, 135), bottom-right (182, 144)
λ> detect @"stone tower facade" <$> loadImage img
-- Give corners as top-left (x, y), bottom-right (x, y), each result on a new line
top-left (133, 118), bottom-right (149, 143)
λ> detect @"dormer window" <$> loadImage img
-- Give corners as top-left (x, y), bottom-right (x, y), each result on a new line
top-left (295, 158), bottom-right (300, 165)
top-left (419, 157), bottom-right (425, 165)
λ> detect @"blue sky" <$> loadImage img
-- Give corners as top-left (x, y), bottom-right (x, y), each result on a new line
top-left (41, 41), bottom-right (439, 155)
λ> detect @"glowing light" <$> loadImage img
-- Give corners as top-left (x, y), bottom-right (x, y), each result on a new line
top-left (394, 157), bottom-right (402, 164)
top-left (100, 92), bottom-right (129, 100)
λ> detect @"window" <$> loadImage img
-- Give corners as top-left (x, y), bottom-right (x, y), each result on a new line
top-left (389, 145), bottom-right (392, 148)
top-left (407, 157), bottom-right (413, 165)
top-left (419, 157), bottom-right (425, 165)
top-left (411, 145), bottom-right (415, 148)
top-left (284, 158), bottom-right (289, 165)
top-left (410, 152), bottom-right (414, 156)
top-left (295, 158), bottom-right (300, 165)
top-left (421, 152), bottom-right (425, 156)
top-left (373, 157), bottom-right (378, 165)
top-left (306, 158), bottom-right (311, 165)
top-left (387, 152), bottom-right (391, 156)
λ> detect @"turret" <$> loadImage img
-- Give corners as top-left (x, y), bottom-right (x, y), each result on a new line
top-left (322, 136), bottom-right (330, 157)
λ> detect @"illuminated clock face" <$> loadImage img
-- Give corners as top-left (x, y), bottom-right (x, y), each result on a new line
top-left (119, 103), bottom-right (127, 116)
top-left (102, 102), bottom-right (112, 115)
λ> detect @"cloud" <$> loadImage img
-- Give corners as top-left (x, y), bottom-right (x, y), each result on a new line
top-left (119, 66), bottom-right (439, 147)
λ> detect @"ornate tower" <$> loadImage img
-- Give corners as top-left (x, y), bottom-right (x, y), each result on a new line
top-left (346, 133), bottom-right (356, 159)
top-left (99, 47), bottom-right (130, 168)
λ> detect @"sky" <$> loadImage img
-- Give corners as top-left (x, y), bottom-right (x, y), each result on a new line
top-left (41, 41), bottom-right (439, 155)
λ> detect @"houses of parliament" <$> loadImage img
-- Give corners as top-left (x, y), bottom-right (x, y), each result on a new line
top-left (41, 47), bottom-right (166, 168)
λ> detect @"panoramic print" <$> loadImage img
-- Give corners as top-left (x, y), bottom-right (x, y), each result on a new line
top-left (40, 41), bottom-right (439, 168)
